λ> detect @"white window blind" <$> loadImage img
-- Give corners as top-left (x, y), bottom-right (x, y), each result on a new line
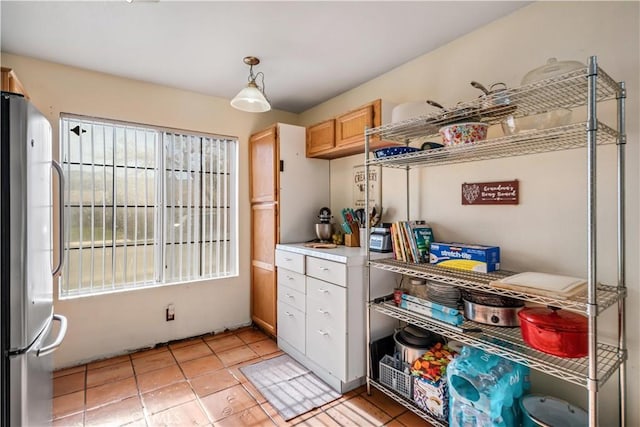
top-left (60, 114), bottom-right (237, 297)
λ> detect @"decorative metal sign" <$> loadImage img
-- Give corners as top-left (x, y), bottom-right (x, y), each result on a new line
top-left (462, 180), bottom-right (519, 205)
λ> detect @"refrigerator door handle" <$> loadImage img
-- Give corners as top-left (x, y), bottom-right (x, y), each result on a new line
top-left (36, 314), bottom-right (67, 357)
top-left (51, 160), bottom-right (65, 276)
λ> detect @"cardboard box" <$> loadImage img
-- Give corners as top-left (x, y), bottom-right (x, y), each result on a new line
top-left (413, 376), bottom-right (449, 421)
top-left (429, 242), bottom-right (500, 273)
top-left (410, 342), bottom-right (457, 422)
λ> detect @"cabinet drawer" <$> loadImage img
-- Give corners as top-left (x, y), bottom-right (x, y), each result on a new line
top-left (277, 268), bottom-right (305, 293)
top-left (307, 290), bottom-right (345, 334)
top-left (277, 280), bottom-right (305, 313)
top-left (275, 250), bottom-right (305, 274)
top-left (307, 277), bottom-right (346, 312)
top-left (277, 302), bottom-right (305, 353)
top-left (306, 257), bottom-right (346, 287)
top-left (306, 301), bottom-right (346, 380)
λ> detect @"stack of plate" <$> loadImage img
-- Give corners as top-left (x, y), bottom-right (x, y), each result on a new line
top-left (426, 282), bottom-right (461, 309)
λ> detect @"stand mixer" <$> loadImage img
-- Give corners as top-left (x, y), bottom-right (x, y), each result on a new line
top-left (315, 207), bottom-right (333, 242)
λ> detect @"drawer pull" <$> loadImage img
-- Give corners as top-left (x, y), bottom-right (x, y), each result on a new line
top-left (318, 288), bottom-right (329, 294)
top-left (287, 275), bottom-right (294, 280)
top-left (317, 330), bottom-right (329, 336)
top-left (286, 293), bottom-right (294, 299)
top-left (284, 257), bottom-right (293, 261)
top-left (319, 267), bottom-right (330, 271)
top-left (317, 308), bottom-right (329, 315)
top-left (285, 311), bottom-right (294, 317)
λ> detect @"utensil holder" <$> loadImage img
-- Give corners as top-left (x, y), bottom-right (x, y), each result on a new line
top-left (344, 233), bottom-right (360, 247)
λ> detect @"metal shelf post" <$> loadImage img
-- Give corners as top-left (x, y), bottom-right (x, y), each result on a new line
top-left (616, 80), bottom-right (627, 427)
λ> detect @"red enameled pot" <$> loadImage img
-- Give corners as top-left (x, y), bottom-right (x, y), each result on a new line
top-left (518, 307), bottom-right (588, 358)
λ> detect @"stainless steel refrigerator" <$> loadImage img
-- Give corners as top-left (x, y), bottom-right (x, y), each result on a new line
top-left (1, 91), bottom-right (67, 426)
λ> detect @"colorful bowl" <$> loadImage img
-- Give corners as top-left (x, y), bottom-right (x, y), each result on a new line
top-left (439, 122), bottom-right (489, 146)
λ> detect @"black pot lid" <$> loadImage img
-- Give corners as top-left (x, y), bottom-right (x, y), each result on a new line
top-left (398, 325), bottom-right (434, 346)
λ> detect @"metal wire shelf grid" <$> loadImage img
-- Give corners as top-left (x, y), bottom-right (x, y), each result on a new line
top-left (371, 301), bottom-right (623, 389)
top-left (366, 121), bottom-right (618, 168)
top-left (365, 65), bottom-right (621, 143)
top-left (369, 259), bottom-right (622, 315)
top-left (368, 379), bottom-right (447, 427)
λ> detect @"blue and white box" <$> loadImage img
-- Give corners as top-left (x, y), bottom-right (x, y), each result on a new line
top-left (429, 242), bottom-right (500, 273)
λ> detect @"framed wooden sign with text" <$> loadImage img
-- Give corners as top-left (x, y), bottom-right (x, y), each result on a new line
top-left (353, 165), bottom-right (381, 209)
top-left (462, 180), bottom-right (519, 205)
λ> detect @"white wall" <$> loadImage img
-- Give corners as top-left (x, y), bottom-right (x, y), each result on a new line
top-left (0, 52), bottom-right (299, 367)
top-left (299, 2), bottom-right (639, 425)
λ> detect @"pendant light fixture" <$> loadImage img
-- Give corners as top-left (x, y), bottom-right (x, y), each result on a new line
top-left (230, 56), bottom-right (271, 113)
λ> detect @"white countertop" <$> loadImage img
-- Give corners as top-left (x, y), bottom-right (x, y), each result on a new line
top-left (276, 243), bottom-right (393, 266)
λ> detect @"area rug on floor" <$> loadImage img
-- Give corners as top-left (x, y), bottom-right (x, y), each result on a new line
top-left (240, 354), bottom-right (342, 420)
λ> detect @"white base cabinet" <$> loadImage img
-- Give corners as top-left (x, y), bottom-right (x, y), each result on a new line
top-left (275, 244), bottom-right (396, 393)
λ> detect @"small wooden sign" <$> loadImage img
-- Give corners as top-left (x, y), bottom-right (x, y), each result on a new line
top-left (462, 180), bottom-right (519, 205)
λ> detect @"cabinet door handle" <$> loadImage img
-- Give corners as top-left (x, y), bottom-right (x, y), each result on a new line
top-left (317, 330), bottom-right (329, 336)
top-left (285, 311), bottom-right (294, 317)
top-left (317, 308), bottom-right (329, 315)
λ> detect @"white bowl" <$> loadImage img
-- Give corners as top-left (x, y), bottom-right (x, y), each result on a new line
top-left (391, 101), bottom-right (433, 123)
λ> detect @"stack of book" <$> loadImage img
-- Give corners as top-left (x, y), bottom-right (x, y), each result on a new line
top-left (389, 221), bottom-right (434, 264)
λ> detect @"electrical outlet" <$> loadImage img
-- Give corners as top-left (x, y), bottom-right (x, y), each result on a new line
top-left (166, 304), bottom-right (175, 321)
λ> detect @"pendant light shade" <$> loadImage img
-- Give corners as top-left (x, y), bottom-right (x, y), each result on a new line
top-left (230, 56), bottom-right (271, 113)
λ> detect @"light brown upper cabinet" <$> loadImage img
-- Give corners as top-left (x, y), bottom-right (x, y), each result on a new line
top-left (335, 99), bottom-right (380, 148)
top-left (306, 119), bottom-right (335, 157)
top-left (1, 67), bottom-right (29, 99)
top-left (305, 99), bottom-right (398, 159)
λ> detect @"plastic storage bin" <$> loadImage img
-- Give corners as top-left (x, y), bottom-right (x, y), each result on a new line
top-left (379, 355), bottom-right (412, 399)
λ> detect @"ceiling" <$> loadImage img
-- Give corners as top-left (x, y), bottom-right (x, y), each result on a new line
top-left (1, 1), bottom-right (530, 113)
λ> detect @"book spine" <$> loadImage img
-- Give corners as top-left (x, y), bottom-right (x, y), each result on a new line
top-left (395, 221), bottom-right (407, 262)
top-left (405, 221), bottom-right (420, 264)
top-left (400, 221), bottom-right (413, 263)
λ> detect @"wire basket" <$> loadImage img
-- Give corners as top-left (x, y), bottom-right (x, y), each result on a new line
top-left (379, 354), bottom-right (413, 399)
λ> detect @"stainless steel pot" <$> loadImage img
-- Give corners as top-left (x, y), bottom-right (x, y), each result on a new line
top-left (393, 326), bottom-right (443, 364)
top-left (463, 299), bottom-right (523, 327)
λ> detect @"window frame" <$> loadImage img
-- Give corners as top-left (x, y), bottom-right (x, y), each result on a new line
top-left (58, 113), bottom-right (239, 299)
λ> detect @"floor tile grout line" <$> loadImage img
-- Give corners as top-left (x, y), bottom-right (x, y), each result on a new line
top-left (187, 331), bottom-right (259, 426)
top-left (138, 339), bottom-right (187, 425)
top-left (169, 337), bottom-right (214, 425)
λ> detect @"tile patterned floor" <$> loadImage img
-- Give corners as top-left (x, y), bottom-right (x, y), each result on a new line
top-left (53, 326), bottom-right (432, 426)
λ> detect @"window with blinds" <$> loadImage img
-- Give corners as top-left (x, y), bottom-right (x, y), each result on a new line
top-left (59, 114), bottom-right (237, 297)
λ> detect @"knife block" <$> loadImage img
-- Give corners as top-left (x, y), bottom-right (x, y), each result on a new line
top-left (344, 233), bottom-right (360, 247)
